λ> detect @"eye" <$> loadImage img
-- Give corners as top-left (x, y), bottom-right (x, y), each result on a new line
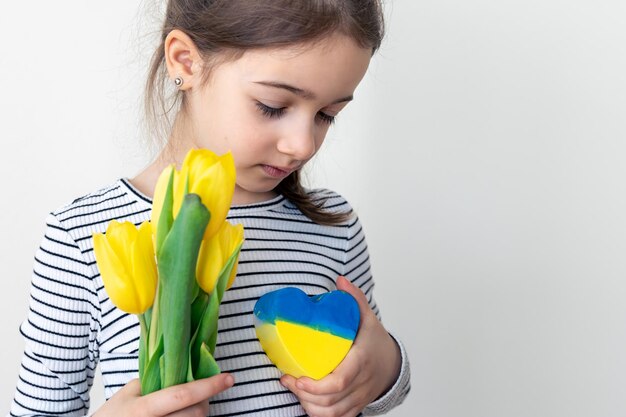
top-left (316, 112), bottom-right (335, 125)
top-left (256, 102), bottom-right (285, 119)
top-left (256, 101), bottom-right (336, 125)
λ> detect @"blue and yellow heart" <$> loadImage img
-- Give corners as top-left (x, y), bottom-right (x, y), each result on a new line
top-left (254, 287), bottom-right (360, 380)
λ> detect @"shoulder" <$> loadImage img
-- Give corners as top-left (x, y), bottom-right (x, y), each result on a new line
top-left (51, 180), bottom-right (125, 216)
top-left (46, 179), bottom-right (152, 249)
top-left (303, 188), bottom-right (355, 216)
top-left (277, 187), bottom-right (362, 232)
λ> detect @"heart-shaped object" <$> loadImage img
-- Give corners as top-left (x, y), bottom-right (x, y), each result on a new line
top-left (254, 287), bottom-right (360, 380)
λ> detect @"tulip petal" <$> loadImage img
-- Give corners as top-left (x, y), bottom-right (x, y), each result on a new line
top-left (94, 232), bottom-right (142, 314)
top-left (196, 221), bottom-right (244, 295)
top-left (196, 236), bottom-right (223, 294)
top-left (184, 149), bottom-right (219, 186)
top-left (225, 246), bottom-right (242, 290)
top-left (105, 221), bottom-right (136, 271)
top-left (154, 150), bottom-right (236, 240)
top-left (132, 222), bottom-right (158, 312)
top-left (220, 223), bottom-right (244, 291)
top-left (172, 165), bottom-right (188, 219)
top-left (191, 155), bottom-right (236, 239)
top-left (93, 221), bottom-right (158, 315)
top-left (216, 241), bottom-right (243, 303)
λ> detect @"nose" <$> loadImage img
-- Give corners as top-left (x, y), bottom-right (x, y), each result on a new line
top-left (276, 122), bottom-right (317, 161)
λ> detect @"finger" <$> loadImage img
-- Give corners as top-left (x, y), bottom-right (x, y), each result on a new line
top-left (344, 404), bottom-right (364, 417)
top-left (145, 373), bottom-right (234, 415)
top-left (279, 374), bottom-right (298, 391)
top-left (165, 400), bottom-right (210, 417)
top-left (280, 374), bottom-right (304, 396)
top-left (281, 374), bottom-right (338, 406)
top-left (299, 395), bottom-right (362, 417)
top-left (295, 361), bottom-right (359, 397)
top-left (119, 378), bottom-right (142, 397)
top-left (336, 276), bottom-right (372, 317)
top-left (294, 339), bottom-right (362, 396)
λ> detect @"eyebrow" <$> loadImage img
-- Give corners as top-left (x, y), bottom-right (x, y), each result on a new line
top-left (253, 81), bottom-right (354, 104)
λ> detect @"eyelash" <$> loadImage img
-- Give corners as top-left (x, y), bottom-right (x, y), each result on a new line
top-left (255, 102), bottom-right (336, 125)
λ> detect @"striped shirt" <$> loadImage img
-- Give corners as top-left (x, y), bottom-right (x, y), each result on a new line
top-left (9, 178), bottom-right (410, 416)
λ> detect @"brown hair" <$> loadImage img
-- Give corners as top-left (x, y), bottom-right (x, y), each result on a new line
top-left (144, 0), bottom-right (385, 225)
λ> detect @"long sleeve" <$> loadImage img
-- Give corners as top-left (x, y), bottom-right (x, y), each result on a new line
top-left (8, 183), bottom-right (411, 416)
top-left (9, 213), bottom-right (101, 417)
top-left (342, 215), bottom-right (411, 415)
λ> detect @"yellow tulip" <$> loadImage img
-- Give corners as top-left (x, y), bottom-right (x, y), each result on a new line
top-left (93, 221), bottom-right (157, 314)
top-left (151, 149), bottom-right (236, 241)
top-left (196, 221), bottom-right (244, 294)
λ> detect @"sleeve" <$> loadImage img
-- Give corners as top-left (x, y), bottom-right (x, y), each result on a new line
top-left (8, 214), bottom-right (101, 417)
top-left (342, 215), bottom-right (411, 416)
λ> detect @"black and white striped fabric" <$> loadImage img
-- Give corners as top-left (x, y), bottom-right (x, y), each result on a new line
top-left (9, 179), bottom-right (410, 417)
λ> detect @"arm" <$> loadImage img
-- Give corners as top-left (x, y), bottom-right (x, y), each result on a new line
top-left (9, 215), bottom-right (235, 417)
top-left (9, 214), bottom-right (100, 416)
top-left (281, 215), bottom-right (411, 416)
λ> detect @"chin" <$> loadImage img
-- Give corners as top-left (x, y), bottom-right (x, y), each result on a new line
top-left (236, 179), bottom-right (280, 195)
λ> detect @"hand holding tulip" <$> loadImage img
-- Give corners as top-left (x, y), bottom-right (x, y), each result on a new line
top-left (92, 373), bottom-right (234, 417)
top-left (280, 276), bottom-right (401, 417)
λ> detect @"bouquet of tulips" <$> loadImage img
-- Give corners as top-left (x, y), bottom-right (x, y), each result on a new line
top-left (93, 149), bottom-right (244, 394)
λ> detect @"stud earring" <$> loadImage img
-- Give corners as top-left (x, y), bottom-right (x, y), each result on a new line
top-left (174, 77), bottom-right (184, 88)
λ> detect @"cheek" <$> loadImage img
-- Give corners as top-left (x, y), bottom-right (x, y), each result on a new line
top-left (313, 127), bottom-right (330, 152)
top-left (229, 120), bottom-right (277, 163)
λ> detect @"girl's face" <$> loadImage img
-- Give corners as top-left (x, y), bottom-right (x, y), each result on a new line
top-left (177, 33), bottom-right (372, 204)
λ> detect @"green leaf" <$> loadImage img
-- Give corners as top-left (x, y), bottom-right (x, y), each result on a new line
top-left (156, 168), bottom-right (175, 256)
top-left (186, 340), bottom-right (195, 383)
top-left (141, 336), bottom-right (164, 395)
top-left (158, 194), bottom-right (210, 388)
top-left (190, 291), bottom-right (209, 337)
top-left (188, 291), bottom-right (210, 379)
top-left (160, 355), bottom-right (166, 392)
top-left (190, 276), bottom-right (200, 302)
top-left (190, 242), bottom-right (243, 357)
top-left (195, 342), bottom-right (221, 379)
top-left (148, 284), bottom-right (162, 355)
top-left (191, 288), bottom-right (219, 361)
top-left (207, 326), bottom-right (218, 356)
top-left (215, 242), bottom-right (243, 304)
top-left (144, 307), bottom-right (152, 333)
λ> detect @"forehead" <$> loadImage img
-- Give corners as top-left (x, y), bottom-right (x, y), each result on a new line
top-left (227, 34), bottom-right (372, 99)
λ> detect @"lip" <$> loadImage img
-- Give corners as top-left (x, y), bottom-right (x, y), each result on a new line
top-left (262, 164), bottom-right (293, 178)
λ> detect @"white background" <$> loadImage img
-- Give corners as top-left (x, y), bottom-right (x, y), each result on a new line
top-left (2, 1), bottom-right (626, 416)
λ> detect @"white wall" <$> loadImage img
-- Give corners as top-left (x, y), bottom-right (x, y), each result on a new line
top-left (2, 1), bottom-right (626, 416)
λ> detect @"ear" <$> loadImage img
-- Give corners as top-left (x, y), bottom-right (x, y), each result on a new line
top-left (164, 29), bottom-right (203, 91)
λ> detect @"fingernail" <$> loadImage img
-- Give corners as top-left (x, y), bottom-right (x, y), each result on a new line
top-left (224, 374), bottom-right (235, 387)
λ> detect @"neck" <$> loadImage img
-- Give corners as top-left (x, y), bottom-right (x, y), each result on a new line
top-left (129, 116), bottom-right (280, 205)
top-left (129, 116), bottom-right (193, 199)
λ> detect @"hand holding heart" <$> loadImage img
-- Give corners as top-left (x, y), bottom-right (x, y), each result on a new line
top-left (280, 276), bottom-right (402, 417)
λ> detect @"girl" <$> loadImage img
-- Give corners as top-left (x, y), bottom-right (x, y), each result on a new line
top-left (9, 1), bottom-right (410, 416)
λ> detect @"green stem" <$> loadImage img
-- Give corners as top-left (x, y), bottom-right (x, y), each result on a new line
top-left (138, 313), bottom-right (148, 381)
top-left (148, 284), bottom-right (161, 355)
